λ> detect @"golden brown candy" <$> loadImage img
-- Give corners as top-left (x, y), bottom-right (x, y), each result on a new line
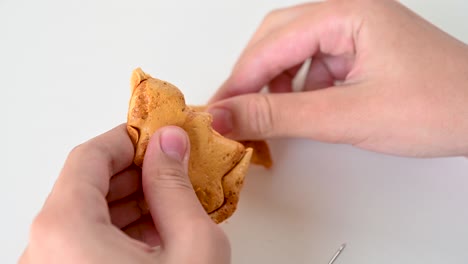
top-left (127, 68), bottom-right (255, 223)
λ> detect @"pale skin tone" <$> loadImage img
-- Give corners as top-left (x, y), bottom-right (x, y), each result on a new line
top-left (209, 0), bottom-right (468, 157)
top-left (19, 125), bottom-right (230, 264)
top-left (21, 0), bottom-right (468, 263)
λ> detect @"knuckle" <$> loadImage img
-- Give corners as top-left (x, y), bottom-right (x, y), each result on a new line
top-left (183, 218), bottom-right (230, 247)
top-left (68, 143), bottom-right (87, 158)
top-left (149, 167), bottom-right (193, 191)
top-left (67, 141), bottom-right (114, 171)
top-left (193, 220), bottom-right (231, 255)
top-left (29, 213), bottom-right (67, 246)
top-left (67, 143), bottom-right (94, 166)
top-left (68, 141), bottom-right (99, 160)
top-left (29, 214), bottom-right (48, 240)
top-left (207, 224), bottom-right (230, 248)
top-left (329, 0), bottom-right (355, 5)
top-left (28, 212), bottom-right (85, 262)
top-left (69, 139), bottom-right (108, 157)
top-left (329, 0), bottom-right (373, 13)
top-left (263, 8), bottom-right (285, 23)
top-left (247, 95), bottom-right (275, 137)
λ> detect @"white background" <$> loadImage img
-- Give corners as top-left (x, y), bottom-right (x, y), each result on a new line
top-left (2, 0), bottom-right (468, 263)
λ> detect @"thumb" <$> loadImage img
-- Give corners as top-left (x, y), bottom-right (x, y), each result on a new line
top-left (142, 126), bottom-right (210, 246)
top-left (207, 87), bottom-right (367, 144)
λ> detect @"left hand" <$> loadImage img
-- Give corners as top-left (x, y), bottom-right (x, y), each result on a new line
top-left (19, 124), bottom-right (230, 264)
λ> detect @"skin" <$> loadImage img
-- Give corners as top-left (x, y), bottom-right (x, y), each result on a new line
top-left (208, 0), bottom-right (468, 157)
top-left (20, 0), bottom-right (468, 262)
top-left (19, 125), bottom-right (230, 264)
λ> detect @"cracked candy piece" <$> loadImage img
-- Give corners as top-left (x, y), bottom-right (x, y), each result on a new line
top-left (190, 105), bottom-right (273, 168)
top-left (127, 68), bottom-right (252, 223)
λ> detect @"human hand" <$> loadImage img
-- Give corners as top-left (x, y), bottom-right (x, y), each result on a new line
top-left (208, 0), bottom-right (468, 157)
top-left (19, 125), bottom-right (230, 264)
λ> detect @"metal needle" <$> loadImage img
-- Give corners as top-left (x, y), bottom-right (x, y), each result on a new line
top-left (327, 243), bottom-right (346, 264)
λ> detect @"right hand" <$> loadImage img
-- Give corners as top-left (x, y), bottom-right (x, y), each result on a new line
top-left (208, 0), bottom-right (468, 157)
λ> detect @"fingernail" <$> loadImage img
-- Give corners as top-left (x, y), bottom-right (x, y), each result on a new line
top-left (208, 107), bottom-right (233, 135)
top-left (159, 127), bottom-right (187, 162)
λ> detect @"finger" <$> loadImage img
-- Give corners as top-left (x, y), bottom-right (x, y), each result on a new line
top-left (60, 124), bottom-right (134, 197)
top-left (124, 215), bottom-right (161, 247)
top-left (242, 3), bottom-right (318, 57)
top-left (107, 166), bottom-right (141, 203)
top-left (268, 63), bottom-right (303, 93)
top-left (109, 198), bottom-right (145, 228)
top-left (210, 3), bottom-right (357, 102)
top-left (142, 126), bottom-right (212, 246)
top-left (209, 3), bottom-right (318, 102)
top-left (303, 57), bottom-right (335, 91)
top-left (304, 55), bottom-right (354, 91)
top-left (208, 87), bottom-right (368, 143)
top-left (45, 124), bottom-right (134, 222)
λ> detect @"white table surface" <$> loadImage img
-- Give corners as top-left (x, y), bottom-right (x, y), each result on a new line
top-left (3, 0), bottom-right (468, 263)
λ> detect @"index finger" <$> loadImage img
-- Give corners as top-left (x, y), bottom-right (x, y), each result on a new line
top-left (45, 124), bottom-right (135, 221)
top-left (209, 2), bottom-right (357, 102)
